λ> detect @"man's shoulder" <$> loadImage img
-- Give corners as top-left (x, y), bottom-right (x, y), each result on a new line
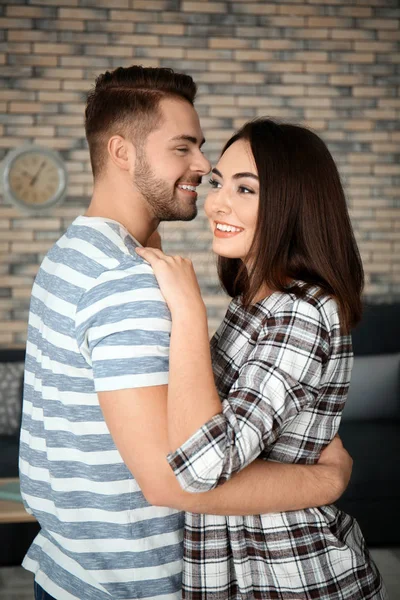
top-left (47, 216), bottom-right (160, 292)
top-left (54, 216), bottom-right (136, 267)
top-left (88, 258), bottom-right (162, 295)
top-left (75, 258), bottom-right (170, 327)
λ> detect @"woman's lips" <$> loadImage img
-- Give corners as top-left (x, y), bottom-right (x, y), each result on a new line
top-left (214, 229), bottom-right (243, 238)
top-left (214, 222), bottom-right (244, 238)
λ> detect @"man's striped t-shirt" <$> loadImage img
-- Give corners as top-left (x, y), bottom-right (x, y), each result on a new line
top-left (19, 216), bottom-right (183, 600)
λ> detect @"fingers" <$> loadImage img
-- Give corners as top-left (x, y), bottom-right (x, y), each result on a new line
top-left (336, 436), bottom-right (344, 447)
top-left (136, 247), bottom-right (165, 259)
top-left (135, 246), bottom-right (168, 267)
top-left (332, 434), bottom-right (344, 448)
top-left (136, 247), bottom-right (192, 271)
top-left (136, 247), bottom-right (191, 263)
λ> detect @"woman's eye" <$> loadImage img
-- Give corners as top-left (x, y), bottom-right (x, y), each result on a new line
top-left (209, 178), bottom-right (221, 189)
top-left (238, 186), bottom-right (253, 194)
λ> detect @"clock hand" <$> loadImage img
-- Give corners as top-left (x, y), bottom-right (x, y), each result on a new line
top-left (30, 161), bottom-right (46, 186)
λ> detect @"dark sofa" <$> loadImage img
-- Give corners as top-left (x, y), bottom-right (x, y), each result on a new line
top-left (337, 303), bottom-right (400, 546)
top-left (0, 349), bottom-right (40, 567)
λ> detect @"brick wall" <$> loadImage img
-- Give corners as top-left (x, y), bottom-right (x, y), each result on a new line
top-left (0, 0), bottom-right (399, 347)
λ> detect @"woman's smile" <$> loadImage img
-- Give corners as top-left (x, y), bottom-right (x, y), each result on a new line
top-left (214, 221), bottom-right (245, 238)
top-left (205, 140), bottom-right (259, 260)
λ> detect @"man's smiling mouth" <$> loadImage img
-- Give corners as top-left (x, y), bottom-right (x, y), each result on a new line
top-left (177, 184), bottom-right (197, 192)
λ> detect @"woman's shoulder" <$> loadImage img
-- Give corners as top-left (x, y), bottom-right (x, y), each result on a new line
top-left (258, 283), bottom-right (341, 335)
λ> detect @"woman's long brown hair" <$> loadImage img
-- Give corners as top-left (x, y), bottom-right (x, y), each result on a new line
top-left (217, 119), bottom-right (364, 334)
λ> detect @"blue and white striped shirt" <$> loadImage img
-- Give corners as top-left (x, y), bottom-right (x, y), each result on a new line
top-left (19, 216), bottom-right (183, 600)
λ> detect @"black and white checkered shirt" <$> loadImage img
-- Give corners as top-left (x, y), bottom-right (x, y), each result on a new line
top-left (168, 286), bottom-right (387, 599)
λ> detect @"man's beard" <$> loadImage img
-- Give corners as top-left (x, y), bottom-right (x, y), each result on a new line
top-left (134, 151), bottom-right (198, 222)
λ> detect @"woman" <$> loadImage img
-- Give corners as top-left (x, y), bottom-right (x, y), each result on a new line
top-left (136, 119), bottom-right (387, 599)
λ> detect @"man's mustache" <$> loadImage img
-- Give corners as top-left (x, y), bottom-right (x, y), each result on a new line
top-left (177, 178), bottom-right (202, 186)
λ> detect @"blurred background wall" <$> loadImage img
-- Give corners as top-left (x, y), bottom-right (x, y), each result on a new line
top-left (0, 0), bottom-right (399, 347)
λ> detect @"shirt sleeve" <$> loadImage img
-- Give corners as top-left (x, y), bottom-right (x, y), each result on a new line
top-left (75, 263), bottom-right (171, 392)
top-left (167, 299), bottom-right (330, 492)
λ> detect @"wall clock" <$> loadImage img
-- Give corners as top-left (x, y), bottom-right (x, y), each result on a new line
top-left (1, 145), bottom-right (68, 214)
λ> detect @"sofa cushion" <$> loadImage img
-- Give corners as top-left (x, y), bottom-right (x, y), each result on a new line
top-left (0, 435), bottom-right (20, 477)
top-left (343, 353), bottom-right (399, 421)
top-left (0, 362), bottom-right (24, 435)
top-left (0, 521), bottom-right (41, 567)
top-left (352, 303), bottom-right (400, 356)
top-left (337, 419), bottom-right (400, 546)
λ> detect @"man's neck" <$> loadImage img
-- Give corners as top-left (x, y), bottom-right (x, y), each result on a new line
top-left (86, 182), bottom-right (158, 246)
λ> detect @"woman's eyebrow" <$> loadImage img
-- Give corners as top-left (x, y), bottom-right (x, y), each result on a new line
top-left (233, 171), bottom-right (259, 181)
top-left (212, 167), bottom-right (258, 181)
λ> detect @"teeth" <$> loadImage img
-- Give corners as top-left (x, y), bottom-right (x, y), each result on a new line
top-left (216, 223), bottom-right (242, 233)
top-left (179, 185), bottom-right (196, 192)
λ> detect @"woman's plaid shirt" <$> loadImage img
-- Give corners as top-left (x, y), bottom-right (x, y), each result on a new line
top-left (168, 287), bottom-right (387, 599)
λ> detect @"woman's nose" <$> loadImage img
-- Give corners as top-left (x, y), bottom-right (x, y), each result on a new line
top-left (212, 188), bottom-right (231, 215)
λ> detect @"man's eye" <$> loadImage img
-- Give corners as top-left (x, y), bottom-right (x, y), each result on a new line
top-left (176, 147), bottom-right (189, 153)
top-left (209, 178), bottom-right (221, 188)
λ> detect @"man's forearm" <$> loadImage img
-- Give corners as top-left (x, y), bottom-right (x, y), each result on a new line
top-left (164, 458), bottom-right (342, 515)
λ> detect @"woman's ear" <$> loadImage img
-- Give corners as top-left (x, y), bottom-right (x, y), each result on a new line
top-left (107, 135), bottom-right (135, 172)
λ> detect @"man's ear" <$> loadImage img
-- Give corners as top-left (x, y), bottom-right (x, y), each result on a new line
top-left (108, 135), bottom-right (135, 172)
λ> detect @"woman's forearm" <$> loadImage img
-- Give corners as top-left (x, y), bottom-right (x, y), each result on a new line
top-left (167, 307), bottom-right (223, 450)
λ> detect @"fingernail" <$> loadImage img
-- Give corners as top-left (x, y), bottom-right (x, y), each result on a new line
top-left (135, 247), bottom-right (143, 253)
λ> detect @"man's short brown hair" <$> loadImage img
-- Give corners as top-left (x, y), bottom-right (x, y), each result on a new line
top-left (85, 65), bottom-right (197, 178)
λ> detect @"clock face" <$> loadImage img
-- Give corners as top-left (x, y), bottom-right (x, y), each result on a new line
top-left (3, 146), bottom-right (67, 212)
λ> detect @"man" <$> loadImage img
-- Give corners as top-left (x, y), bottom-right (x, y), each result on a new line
top-left (19, 65), bottom-right (351, 600)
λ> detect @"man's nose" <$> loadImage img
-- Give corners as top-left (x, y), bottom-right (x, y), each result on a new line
top-left (192, 152), bottom-right (211, 175)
